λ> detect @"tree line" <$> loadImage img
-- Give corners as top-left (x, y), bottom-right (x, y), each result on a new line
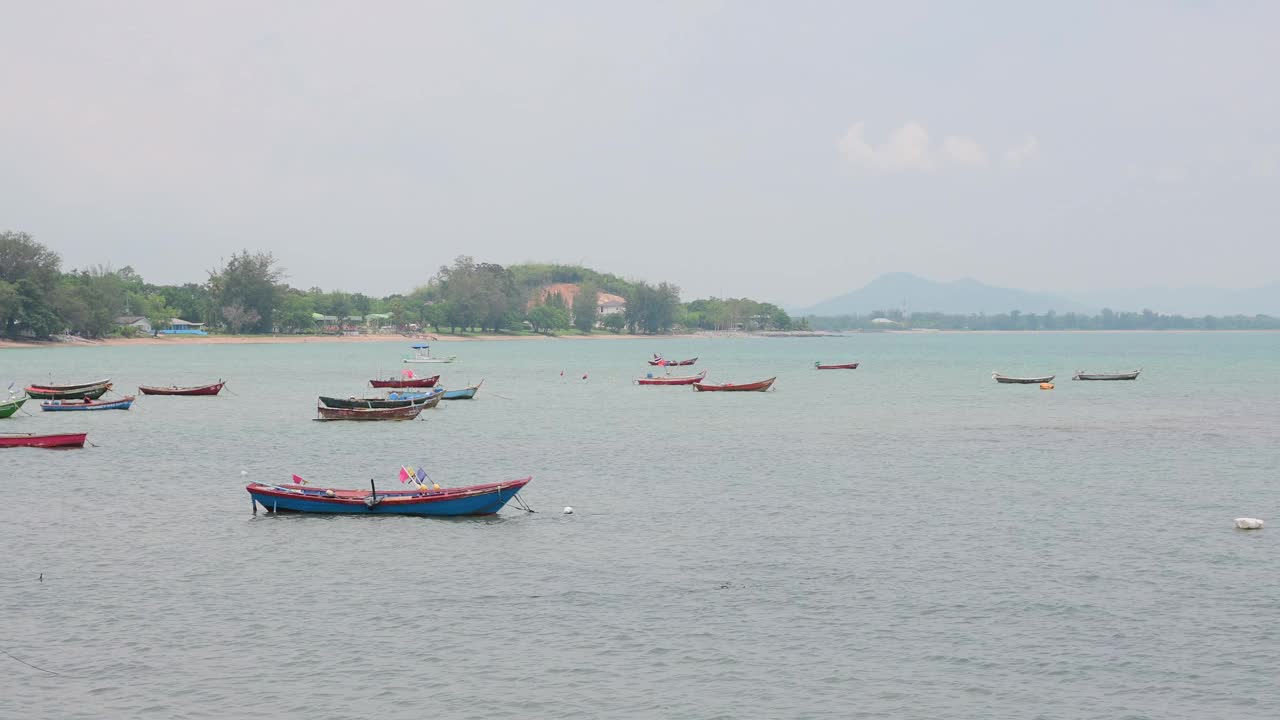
top-left (805, 308), bottom-right (1280, 331)
top-left (1, 231), bottom-right (796, 338)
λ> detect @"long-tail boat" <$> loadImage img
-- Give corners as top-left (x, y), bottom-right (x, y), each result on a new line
top-left (637, 370), bottom-right (707, 386)
top-left (41, 395), bottom-right (135, 411)
top-left (815, 362), bottom-right (859, 370)
top-left (319, 389), bottom-right (443, 410)
top-left (0, 432), bottom-right (88, 449)
top-left (692, 377), bottom-right (776, 392)
top-left (649, 356), bottom-right (698, 366)
top-left (402, 344), bottom-right (456, 364)
top-left (369, 374), bottom-right (439, 389)
top-left (25, 379), bottom-right (111, 392)
top-left (314, 401), bottom-right (426, 421)
top-left (441, 380), bottom-right (484, 400)
top-left (0, 396), bottom-right (27, 418)
top-left (992, 372), bottom-right (1055, 384)
top-left (246, 476), bottom-right (531, 516)
top-left (1073, 369), bottom-right (1142, 381)
top-left (25, 382), bottom-right (113, 400)
top-left (139, 380), bottom-right (225, 396)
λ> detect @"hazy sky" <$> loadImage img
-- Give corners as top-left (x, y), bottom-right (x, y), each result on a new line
top-left (3, 1), bottom-right (1277, 306)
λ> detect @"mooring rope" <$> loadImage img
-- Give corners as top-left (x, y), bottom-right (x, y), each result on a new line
top-left (0, 646), bottom-right (61, 676)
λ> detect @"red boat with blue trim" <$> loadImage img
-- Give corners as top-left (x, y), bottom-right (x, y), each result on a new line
top-left (247, 476), bottom-right (532, 516)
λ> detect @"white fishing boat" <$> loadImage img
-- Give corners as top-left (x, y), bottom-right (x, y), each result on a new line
top-left (402, 344), bottom-right (456, 364)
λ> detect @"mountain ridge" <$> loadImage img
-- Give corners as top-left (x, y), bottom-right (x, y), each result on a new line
top-left (800, 273), bottom-right (1280, 317)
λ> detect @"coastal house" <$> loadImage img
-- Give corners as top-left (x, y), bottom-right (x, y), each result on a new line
top-left (114, 316), bottom-right (153, 334)
top-left (530, 283), bottom-right (628, 327)
top-left (160, 318), bottom-right (207, 336)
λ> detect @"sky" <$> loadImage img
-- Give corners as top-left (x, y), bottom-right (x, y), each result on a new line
top-left (2, 1), bottom-right (1277, 307)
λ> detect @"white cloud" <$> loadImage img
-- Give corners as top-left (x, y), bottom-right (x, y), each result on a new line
top-left (941, 136), bottom-right (988, 168)
top-left (1002, 134), bottom-right (1040, 169)
top-left (838, 122), bottom-right (991, 173)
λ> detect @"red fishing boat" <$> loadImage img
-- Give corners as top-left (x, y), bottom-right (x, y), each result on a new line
top-left (139, 380), bottom-right (225, 396)
top-left (692, 377), bottom-right (776, 392)
top-left (815, 362), bottom-right (859, 370)
top-left (648, 356), bottom-right (698, 366)
top-left (0, 432), bottom-right (88, 449)
top-left (637, 370), bottom-right (707, 386)
top-left (369, 375), bottom-right (439, 389)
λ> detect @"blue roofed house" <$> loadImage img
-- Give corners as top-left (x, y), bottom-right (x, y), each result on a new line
top-left (160, 318), bottom-right (208, 335)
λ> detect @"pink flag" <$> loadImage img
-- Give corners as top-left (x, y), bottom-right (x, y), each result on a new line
top-left (291, 474), bottom-right (308, 485)
top-left (398, 466), bottom-right (412, 483)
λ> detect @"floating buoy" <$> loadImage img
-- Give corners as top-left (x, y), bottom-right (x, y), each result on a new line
top-left (560, 371), bottom-right (564, 376)
top-left (563, 506), bottom-right (574, 514)
top-left (581, 374), bottom-right (588, 380)
top-left (1040, 383), bottom-right (1054, 390)
top-left (1234, 517), bottom-right (1264, 529)
top-left (240, 470), bottom-right (248, 476)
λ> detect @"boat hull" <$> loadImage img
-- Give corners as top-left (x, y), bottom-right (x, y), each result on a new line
top-left (40, 396), bottom-right (135, 411)
top-left (0, 432), bottom-right (87, 448)
top-left (319, 390), bottom-right (443, 409)
top-left (139, 381), bottom-right (225, 396)
top-left (693, 377), bottom-right (776, 392)
top-left (993, 374), bottom-right (1055, 384)
top-left (441, 381), bottom-right (482, 400)
top-left (1073, 371), bottom-right (1141, 381)
top-left (369, 376), bottom-right (439, 388)
top-left (816, 363), bottom-right (859, 370)
top-left (315, 402), bottom-right (425, 420)
top-left (0, 398), bottom-right (26, 419)
top-left (648, 357), bottom-right (697, 366)
top-left (25, 379), bottom-right (111, 392)
top-left (637, 371), bottom-right (706, 386)
top-left (403, 358), bottom-right (455, 364)
top-left (247, 478), bottom-right (531, 516)
top-left (25, 384), bottom-right (112, 400)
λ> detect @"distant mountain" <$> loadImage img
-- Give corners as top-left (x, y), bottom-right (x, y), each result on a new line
top-left (1067, 284), bottom-right (1280, 317)
top-left (801, 273), bottom-right (1089, 317)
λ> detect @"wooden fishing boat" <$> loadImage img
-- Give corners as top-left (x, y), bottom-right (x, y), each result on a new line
top-left (25, 379), bottom-right (111, 392)
top-left (648, 356), bottom-right (697, 366)
top-left (314, 401), bottom-right (426, 421)
top-left (319, 388), bottom-right (443, 410)
top-left (0, 432), bottom-right (88, 449)
top-left (1073, 369), bottom-right (1141, 381)
top-left (693, 377), bottom-right (776, 392)
top-left (441, 380), bottom-right (484, 400)
top-left (0, 397), bottom-right (27, 419)
top-left (637, 370), bottom-right (707, 386)
top-left (25, 382), bottom-right (112, 400)
top-left (815, 362), bottom-right (859, 370)
top-left (402, 344), bottom-right (456, 364)
top-left (992, 372), bottom-right (1056, 384)
top-left (246, 476), bottom-right (532, 516)
top-left (41, 395), bottom-right (135, 412)
top-left (138, 380), bottom-right (225, 396)
top-left (369, 375), bottom-right (439, 389)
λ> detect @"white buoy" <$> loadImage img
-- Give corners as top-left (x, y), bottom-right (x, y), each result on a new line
top-left (1234, 517), bottom-right (1264, 530)
top-left (563, 506), bottom-right (574, 514)
top-left (240, 470), bottom-right (248, 476)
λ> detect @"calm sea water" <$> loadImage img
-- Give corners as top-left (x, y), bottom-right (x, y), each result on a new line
top-left (1, 333), bottom-right (1278, 719)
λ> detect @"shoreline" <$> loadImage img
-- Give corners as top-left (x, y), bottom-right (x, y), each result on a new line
top-left (3, 327), bottom-right (1276, 350)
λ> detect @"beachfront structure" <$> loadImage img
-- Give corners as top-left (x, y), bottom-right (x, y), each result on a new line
top-left (160, 318), bottom-right (207, 335)
top-left (114, 316), bottom-right (153, 334)
top-left (530, 283), bottom-right (628, 327)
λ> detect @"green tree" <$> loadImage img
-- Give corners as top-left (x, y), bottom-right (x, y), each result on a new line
top-left (208, 251), bottom-right (283, 333)
top-left (143, 294), bottom-right (179, 336)
top-left (603, 312), bottom-right (625, 333)
top-left (276, 292), bottom-right (317, 333)
top-left (573, 282), bottom-right (599, 333)
top-left (0, 231), bottom-right (62, 336)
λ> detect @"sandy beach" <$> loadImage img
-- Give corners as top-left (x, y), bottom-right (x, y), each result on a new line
top-left (0, 331), bottom-right (677, 350)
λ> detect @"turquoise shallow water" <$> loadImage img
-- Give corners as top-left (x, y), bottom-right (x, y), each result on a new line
top-left (1, 333), bottom-right (1278, 719)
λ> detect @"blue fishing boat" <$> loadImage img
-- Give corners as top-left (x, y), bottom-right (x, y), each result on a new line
top-left (441, 380), bottom-right (484, 400)
top-left (246, 475), bottom-right (531, 516)
top-left (40, 395), bottom-right (135, 411)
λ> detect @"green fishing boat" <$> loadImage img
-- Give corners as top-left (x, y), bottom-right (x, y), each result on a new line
top-left (0, 397), bottom-right (27, 419)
